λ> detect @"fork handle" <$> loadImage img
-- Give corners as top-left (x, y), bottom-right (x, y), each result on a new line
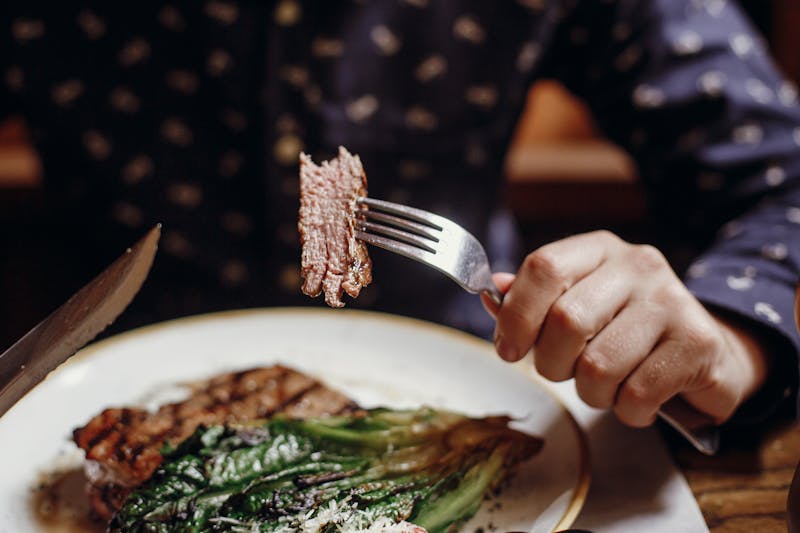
top-left (483, 285), bottom-right (504, 307)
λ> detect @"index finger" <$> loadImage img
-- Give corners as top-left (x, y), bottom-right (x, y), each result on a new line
top-left (494, 231), bottom-right (619, 362)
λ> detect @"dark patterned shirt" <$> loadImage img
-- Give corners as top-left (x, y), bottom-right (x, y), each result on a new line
top-left (3, 1), bottom-right (800, 410)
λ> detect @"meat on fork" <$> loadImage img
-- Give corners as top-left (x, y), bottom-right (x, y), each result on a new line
top-left (298, 146), bottom-right (372, 307)
top-left (73, 365), bottom-right (359, 521)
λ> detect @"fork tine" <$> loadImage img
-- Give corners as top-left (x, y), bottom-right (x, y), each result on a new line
top-left (359, 220), bottom-right (437, 253)
top-left (359, 209), bottom-right (441, 242)
top-left (355, 230), bottom-right (435, 263)
top-left (358, 197), bottom-right (446, 230)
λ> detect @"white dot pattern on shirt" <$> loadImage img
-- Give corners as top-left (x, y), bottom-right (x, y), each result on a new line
top-left (732, 122), bottom-right (763, 145)
top-left (697, 70), bottom-right (726, 97)
top-left (12, 18), bottom-right (45, 41)
top-left (77, 10), bottom-right (106, 40)
top-left (279, 65), bottom-right (309, 88)
top-left (415, 55), bottom-right (447, 82)
top-left (465, 85), bottom-right (498, 109)
top-left (765, 165), bottom-right (786, 187)
top-left (612, 22), bottom-right (631, 42)
top-left (632, 84), bottom-right (665, 108)
top-left (220, 259), bottom-right (249, 286)
top-left (273, 134), bottom-right (303, 165)
top-left (745, 78), bottom-right (773, 104)
top-left (687, 261), bottom-right (707, 279)
top-left (221, 211), bottom-right (252, 236)
top-left (754, 302), bottom-right (782, 324)
top-left (166, 182), bottom-right (204, 209)
top-left (207, 49), bottom-right (233, 76)
top-left (158, 6), bottom-right (187, 32)
top-left (787, 207), bottom-right (800, 224)
top-left (205, 1), bottom-right (239, 25)
top-left (517, 0), bottom-right (546, 10)
top-left (779, 82), bottom-right (799, 106)
top-left (762, 242), bottom-right (788, 261)
top-left (453, 15), bottom-right (486, 44)
top-left (83, 130), bottom-right (112, 159)
top-left (219, 150), bottom-right (244, 177)
top-left (311, 37), bottom-right (344, 58)
top-left (370, 25), bottom-right (402, 55)
top-left (726, 275), bottom-right (753, 291)
top-left (166, 70), bottom-right (199, 94)
top-left (730, 33), bottom-right (754, 57)
top-left (274, 0), bottom-right (302, 26)
top-left (615, 44), bottom-right (643, 72)
top-left (163, 230), bottom-right (195, 258)
top-left (516, 42), bottom-right (541, 72)
top-left (5, 66), bottom-right (24, 92)
top-left (160, 118), bottom-right (194, 147)
top-left (119, 38), bottom-right (151, 67)
top-left (122, 155), bottom-right (153, 184)
top-left (52, 79), bottom-right (84, 107)
top-left (346, 95), bottom-right (379, 123)
top-left (673, 31), bottom-right (703, 55)
top-left (112, 202), bottom-right (144, 228)
top-left (405, 106), bottom-right (438, 130)
top-left (110, 86), bottom-right (140, 113)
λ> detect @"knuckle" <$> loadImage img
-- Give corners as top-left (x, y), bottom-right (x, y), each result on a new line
top-left (548, 300), bottom-right (590, 338)
top-left (614, 404), bottom-right (655, 428)
top-left (524, 249), bottom-right (567, 285)
top-left (591, 229), bottom-right (620, 246)
top-left (577, 349), bottom-right (617, 385)
top-left (618, 380), bottom-right (654, 408)
top-left (628, 244), bottom-right (667, 274)
top-left (652, 281), bottom-right (687, 309)
top-left (683, 322), bottom-right (722, 356)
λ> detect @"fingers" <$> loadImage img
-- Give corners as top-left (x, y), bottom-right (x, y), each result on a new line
top-left (533, 261), bottom-right (634, 381)
top-left (573, 302), bottom-right (664, 409)
top-left (494, 231), bottom-right (619, 362)
top-left (480, 273), bottom-right (515, 319)
top-left (613, 337), bottom-right (701, 427)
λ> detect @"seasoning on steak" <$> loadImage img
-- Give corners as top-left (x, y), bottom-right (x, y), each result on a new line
top-left (72, 365), bottom-right (359, 521)
top-left (299, 146), bottom-right (372, 308)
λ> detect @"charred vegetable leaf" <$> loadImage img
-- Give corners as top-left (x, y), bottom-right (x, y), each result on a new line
top-left (111, 407), bottom-right (542, 533)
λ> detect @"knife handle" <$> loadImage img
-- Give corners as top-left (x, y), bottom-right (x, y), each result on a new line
top-left (658, 396), bottom-right (719, 455)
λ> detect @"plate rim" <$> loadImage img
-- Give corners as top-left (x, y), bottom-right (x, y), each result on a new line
top-left (43, 307), bottom-right (592, 533)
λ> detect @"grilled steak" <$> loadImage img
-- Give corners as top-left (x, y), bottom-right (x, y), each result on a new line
top-left (299, 146), bottom-right (372, 307)
top-left (73, 365), bottom-right (359, 520)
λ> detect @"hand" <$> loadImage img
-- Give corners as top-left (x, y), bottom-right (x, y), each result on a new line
top-left (481, 231), bottom-right (770, 427)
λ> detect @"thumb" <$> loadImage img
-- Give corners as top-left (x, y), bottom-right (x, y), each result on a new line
top-left (480, 272), bottom-right (516, 319)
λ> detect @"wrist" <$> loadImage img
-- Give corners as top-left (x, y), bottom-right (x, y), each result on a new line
top-left (715, 315), bottom-right (772, 403)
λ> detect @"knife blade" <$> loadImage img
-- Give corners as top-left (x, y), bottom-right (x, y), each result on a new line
top-left (0, 224), bottom-right (160, 417)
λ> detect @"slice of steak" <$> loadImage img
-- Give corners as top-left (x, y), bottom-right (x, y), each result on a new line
top-left (299, 146), bottom-right (372, 307)
top-left (73, 365), bottom-right (359, 520)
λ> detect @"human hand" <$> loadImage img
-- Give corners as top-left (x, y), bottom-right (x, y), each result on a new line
top-left (481, 231), bottom-right (770, 427)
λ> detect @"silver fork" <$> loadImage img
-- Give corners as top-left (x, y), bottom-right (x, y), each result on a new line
top-left (355, 197), bottom-right (503, 306)
top-left (355, 196), bottom-right (720, 457)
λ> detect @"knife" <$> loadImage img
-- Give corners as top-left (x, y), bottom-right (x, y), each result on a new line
top-left (0, 224), bottom-right (160, 418)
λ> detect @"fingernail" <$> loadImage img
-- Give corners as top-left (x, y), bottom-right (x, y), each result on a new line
top-left (494, 333), bottom-right (518, 362)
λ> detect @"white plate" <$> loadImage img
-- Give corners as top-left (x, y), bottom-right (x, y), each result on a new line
top-left (0, 308), bottom-right (589, 532)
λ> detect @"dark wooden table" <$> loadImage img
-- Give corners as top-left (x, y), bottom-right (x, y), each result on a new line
top-left (668, 419), bottom-right (800, 532)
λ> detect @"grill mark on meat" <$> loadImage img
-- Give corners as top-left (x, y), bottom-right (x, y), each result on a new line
top-left (299, 146), bottom-right (372, 307)
top-left (73, 365), bottom-right (359, 521)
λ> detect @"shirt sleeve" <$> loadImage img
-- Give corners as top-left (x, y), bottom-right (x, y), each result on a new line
top-left (545, 0), bottom-right (800, 417)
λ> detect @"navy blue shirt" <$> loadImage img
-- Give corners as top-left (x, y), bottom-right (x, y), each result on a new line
top-left (3, 1), bottom-right (800, 414)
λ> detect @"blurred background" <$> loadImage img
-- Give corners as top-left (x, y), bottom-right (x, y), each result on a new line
top-left (0, 1), bottom-right (798, 348)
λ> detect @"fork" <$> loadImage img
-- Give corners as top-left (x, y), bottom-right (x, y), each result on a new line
top-left (356, 196), bottom-right (504, 306)
top-left (355, 196), bottom-right (721, 457)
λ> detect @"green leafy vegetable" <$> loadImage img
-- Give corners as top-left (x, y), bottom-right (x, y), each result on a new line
top-left (111, 407), bottom-right (542, 533)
